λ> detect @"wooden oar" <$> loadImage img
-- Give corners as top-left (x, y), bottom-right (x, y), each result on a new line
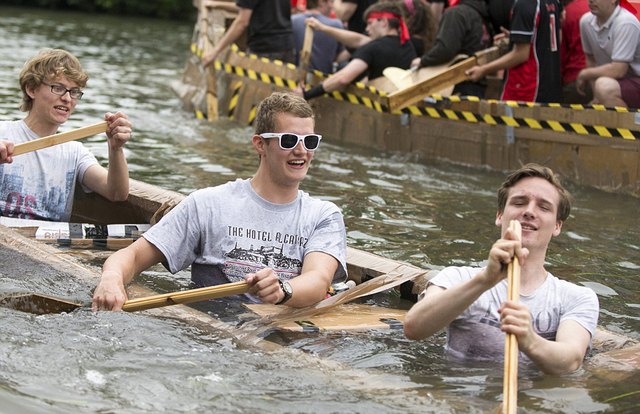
top-left (12, 121), bottom-right (108, 156)
top-left (503, 220), bottom-right (522, 414)
top-left (0, 281), bottom-right (249, 315)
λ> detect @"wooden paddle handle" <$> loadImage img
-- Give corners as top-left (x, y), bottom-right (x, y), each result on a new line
top-left (12, 121), bottom-right (108, 156)
top-left (122, 281), bottom-right (249, 312)
top-left (503, 220), bottom-right (522, 414)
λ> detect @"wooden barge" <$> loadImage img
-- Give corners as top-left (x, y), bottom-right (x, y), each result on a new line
top-left (172, 4), bottom-right (640, 197)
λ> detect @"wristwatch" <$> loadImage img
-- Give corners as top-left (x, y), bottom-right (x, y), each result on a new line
top-left (276, 280), bottom-right (293, 305)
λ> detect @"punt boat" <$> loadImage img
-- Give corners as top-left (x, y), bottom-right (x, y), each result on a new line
top-left (172, 2), bottom-right (640, 197)
top-left (0, 177), bottom-right (638, 378)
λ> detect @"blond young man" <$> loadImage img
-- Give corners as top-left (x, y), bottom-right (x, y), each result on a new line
top-left (0, 49), bottom-right (132, 221)
top-left (92, 92), bottom-right (347, 311)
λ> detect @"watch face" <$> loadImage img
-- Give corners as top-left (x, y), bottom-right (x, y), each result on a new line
top-left (283, 281), bottom-right (293, 296)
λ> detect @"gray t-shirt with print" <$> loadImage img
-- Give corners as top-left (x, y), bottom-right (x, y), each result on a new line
top-left (143, 178), bottom-right (348, 302)
top-left (427, 266), bottom-right (599, 362)
top-left (0, 120), bottom-right (98, 222)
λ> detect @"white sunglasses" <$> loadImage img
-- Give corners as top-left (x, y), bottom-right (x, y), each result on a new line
top-left (259, 133), bottom-right (322, 151)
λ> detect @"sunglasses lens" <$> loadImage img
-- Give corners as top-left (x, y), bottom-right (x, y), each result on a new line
top-left (280, 134), bottom-right (299, 149)
top-left (304, 135), bottom-right (320, 150)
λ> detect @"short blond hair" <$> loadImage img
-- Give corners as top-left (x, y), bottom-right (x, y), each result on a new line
top-left (254, 92), bottom-right (314, 135)
top-left (19, 49), bottom-right (89, 112)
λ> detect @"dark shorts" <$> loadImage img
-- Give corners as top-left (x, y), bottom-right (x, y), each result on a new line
top-left (618, 76), bottom-right (640, 109)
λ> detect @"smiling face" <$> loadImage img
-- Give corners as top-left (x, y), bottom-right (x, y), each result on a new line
top-left (255, 112), bottom-right (316, 189)
top-left (27, 75), bottom-right (79, 128)
top-left (495, 177), bottom-right (563, 252)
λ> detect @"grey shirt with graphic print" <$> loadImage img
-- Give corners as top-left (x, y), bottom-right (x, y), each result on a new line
top-left (426, 266), bottom-right (599, 363)
top-left (143, 178), bottom-right (348, 302)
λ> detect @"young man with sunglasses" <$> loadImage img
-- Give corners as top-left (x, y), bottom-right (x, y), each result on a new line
top-left (404, 164), bottom-right (599, 374)
top-left (0, 49), bottom-right (132, 222)
top-left (92, 92), bottom-right (347, 311)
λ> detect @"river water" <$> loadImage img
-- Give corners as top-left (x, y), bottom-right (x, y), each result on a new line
top-left (0, 6), bottom-right (639, 413)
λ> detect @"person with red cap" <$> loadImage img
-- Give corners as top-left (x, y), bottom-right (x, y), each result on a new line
top-left (295, 0), bottom-right (416, 100)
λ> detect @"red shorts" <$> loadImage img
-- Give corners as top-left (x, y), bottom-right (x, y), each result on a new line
top-left (618, 76), bottom-right (640, 109)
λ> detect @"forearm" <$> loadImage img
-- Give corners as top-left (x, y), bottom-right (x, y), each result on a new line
top-left (318, 24), bottom-right (369, 49)
top-left (478, 43), bottom-right (530, 75)
top-left (209, 15), bottom-right (248, 58)
top-left (286, 270), bottom-right (331, 308)
top-left (580, 62), bottom-right (629, 81)
top-left (404, 274), bottom-right (493, 340)
top-left (520, 334), bottom-right (585, 374)
top-left (106, 147), bottom-right (129, 201)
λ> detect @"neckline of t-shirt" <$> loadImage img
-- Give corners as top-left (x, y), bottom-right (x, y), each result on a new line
top-left (243, 178), bottom-right (302, 211)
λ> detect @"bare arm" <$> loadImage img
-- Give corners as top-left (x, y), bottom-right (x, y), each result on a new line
top-left (307, 17), bottom-right (371, 49)
top-left (92, 238), bottom-right (166, 311)
top-left (322, 58), bottom-right (368, 92)
top-left (404, 228), bottom-right (528, 340)
top-left (246, 251), bottom-right (337, 307)
top-left (577, 60), bottom-right (629, 82)
top-left (466, 42), bottom-right (531, 82)
top-left (336, 2), bottom-right (357, 25)
top-left (82, 111), bottom-right (131, 202)
top-left (500, 301), bottom-right (592, 374)
top-left (202, 7), bottom-right (252, 66)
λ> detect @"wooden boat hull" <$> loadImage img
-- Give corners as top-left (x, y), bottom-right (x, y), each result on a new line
top-left (172, 9), bottom-right (640, 197)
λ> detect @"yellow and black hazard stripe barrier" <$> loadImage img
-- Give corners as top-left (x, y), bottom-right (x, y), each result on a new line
top-left (399, 105), bottom-right (639, 140)
top-left (428, 94), bottom-right (640, 113)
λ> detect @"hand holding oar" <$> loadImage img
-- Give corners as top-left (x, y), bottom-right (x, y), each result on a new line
top-left (0, 281), bottom-right (249, 315)
top-left (11, 121), bottom-right (108, 156)
top-left (503, 220), bottom-right (522, 414)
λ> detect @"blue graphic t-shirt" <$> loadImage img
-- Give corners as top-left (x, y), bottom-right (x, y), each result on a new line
top-left (143, 178), bottom-right (348, 302)
top-left (0, 120), bottom-right (98, 222)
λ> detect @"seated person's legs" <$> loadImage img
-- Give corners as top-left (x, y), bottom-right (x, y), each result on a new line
top-left (594, 76), bottom-right (626, 107)
top-left (617, 77), bottom-right (640, 109)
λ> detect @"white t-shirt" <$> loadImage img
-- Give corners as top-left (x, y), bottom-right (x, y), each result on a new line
top-left (580, 6), bottom-right (640, 76)
top-left (427, 266), bottom-right (600, 362)
top-left (0, 120), bottom-right (98, 222)
top-left (143, 178), bottom-right (348, 302)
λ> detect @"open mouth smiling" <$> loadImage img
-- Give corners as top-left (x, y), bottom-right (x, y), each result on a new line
top-left (54, 105), bottom-right (70, 112)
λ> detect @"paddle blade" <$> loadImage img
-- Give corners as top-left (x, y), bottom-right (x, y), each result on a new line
top-left (382, 67), bottom-right (414, 90)
top-left (0, 293), bottom-right (84, 314)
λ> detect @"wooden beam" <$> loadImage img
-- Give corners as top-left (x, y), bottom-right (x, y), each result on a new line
top-left (386, 46), bottom-right (501, 112)
top-left (200, 2), bottom-right (219, 121)
top-left (299, 22), bottom-right (314, 76)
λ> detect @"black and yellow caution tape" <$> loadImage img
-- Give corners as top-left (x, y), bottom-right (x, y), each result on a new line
top-left (228, 81), bottom-right (242, 120)
top-left (399, 105), bottom-right (639, 140)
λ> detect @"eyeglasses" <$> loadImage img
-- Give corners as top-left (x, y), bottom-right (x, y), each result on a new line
top-left (42, 82), bottom-right (84, 100)
top-left (260, 133), bottom-right (322, 151)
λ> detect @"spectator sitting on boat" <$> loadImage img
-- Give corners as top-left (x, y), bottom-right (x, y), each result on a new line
top-left (410, 0), bottom-right (491, 97)
top-left (0, 48), bottom-right (132, 222)
top-left (202, 0), bottom-right (295, 66)
top-left (404, 163), bottom-right (599, 375)
top-left (561, 0), bottom-right (593, 104)
top-left (295, 1), bottom-right (416, 100)
top-left (292, 0), bottom-right (346, 73)
top-left (92, 92), bottom-right (348, 311)
top-left (466, 0), bottom-right (564, 103)
top-left (576, 0), bottom-right (640, 109)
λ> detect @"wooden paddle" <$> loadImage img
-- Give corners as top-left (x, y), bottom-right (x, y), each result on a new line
top-left (0, 280), bottom-right (249, 315)
top-left (12, 121), bottom-right (108, 156)
top-left (503, 220), bottom-right (522, 414)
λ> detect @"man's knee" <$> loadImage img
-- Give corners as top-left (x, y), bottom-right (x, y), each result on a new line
top-left (594, 76), bottom-right (622, 99)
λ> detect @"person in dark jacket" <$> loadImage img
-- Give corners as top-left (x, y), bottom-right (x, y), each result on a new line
top-left (411, 0), bottom-right (491, 97)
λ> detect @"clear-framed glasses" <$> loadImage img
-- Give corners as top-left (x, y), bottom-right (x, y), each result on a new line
top-left (260, 133), bottom-right (322, 151)
top-left (41, 82), bottom-right (84, 100)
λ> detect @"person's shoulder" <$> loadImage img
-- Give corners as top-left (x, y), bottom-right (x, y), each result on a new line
top-left (546, 273), bottom-right (598, 299)
top-left (299, 190), bottom-right (342, 213)
top-left (615, 7), bottom-right (640, 28)
top-left (319, 15), bottom-right (343, 28)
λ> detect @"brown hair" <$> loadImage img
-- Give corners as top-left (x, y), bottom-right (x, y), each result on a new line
top-left (19, 49), bottom-right (89, 112)
top-left (254, 92), bottom-right (314, 135)
top-left (497, 163), bottom-right (573, 222)
top-left (364, 1), bottom-right (406, 31)
top-left (400, 0), bottom-right (437, 51)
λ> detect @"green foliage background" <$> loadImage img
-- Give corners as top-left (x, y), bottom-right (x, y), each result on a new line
top-left (0, 0), bottom-right (196, 20)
